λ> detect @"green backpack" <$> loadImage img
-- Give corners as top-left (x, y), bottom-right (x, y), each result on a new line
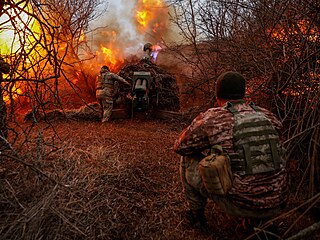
top-left (227, 102), bottom-right (285, 175)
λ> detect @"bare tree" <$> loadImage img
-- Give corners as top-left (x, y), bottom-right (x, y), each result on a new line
top-left (0, 0), bottom-right (103, 148)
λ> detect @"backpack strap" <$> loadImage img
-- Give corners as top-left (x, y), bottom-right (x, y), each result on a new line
top-left (226, 102), bottom-right (239, 114)
top-left (249, 101), bottom-right (260, 112)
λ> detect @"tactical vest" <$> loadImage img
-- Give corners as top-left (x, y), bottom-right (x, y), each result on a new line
top-left (227, 102), bottom-right (284, 175)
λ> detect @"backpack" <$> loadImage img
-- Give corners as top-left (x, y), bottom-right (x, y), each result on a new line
top-left (227, 102), bottom-right (285, 176)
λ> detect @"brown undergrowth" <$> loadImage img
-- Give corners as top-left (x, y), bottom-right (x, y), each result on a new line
top-left (0, 118), bottom-right (319, 240)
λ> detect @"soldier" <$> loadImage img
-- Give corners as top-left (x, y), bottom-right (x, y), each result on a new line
top-left (174, 71), bottom-right (288, 236)
top-left (95, 65), bottom-right (130, 123)
top-left (142, 42), bottom-right (153, 62)
top-left (0, 56), bottom-right (10, 145)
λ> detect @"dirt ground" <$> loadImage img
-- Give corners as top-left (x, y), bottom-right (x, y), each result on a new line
top-left (0, 116), bottom-right (319, 240)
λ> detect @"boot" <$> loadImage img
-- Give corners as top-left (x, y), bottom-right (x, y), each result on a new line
top-left (185, 208), bottom-right (209, 233)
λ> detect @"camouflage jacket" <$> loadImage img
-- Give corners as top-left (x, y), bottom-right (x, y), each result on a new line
top-left (174, 101), bottom-right (288, 210)
top-left (96, 72), bottom-right (129, 102)
top-left (174, 101), bottom-right (283, 155)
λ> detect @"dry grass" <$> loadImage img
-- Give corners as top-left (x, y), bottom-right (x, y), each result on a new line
top-left (0, 118), bottom-right (319, 240)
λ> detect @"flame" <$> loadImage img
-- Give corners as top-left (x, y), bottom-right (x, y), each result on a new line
top-left (150, 44), bottom-right (162, 62)
top-left (0, 1), bottom-right (42, 104)
top-left (269, 19), bottom-right (319, 42)
top-left (90, 0), bottom-right (168, 74)
top-left (1, 0), bottom-right (170, 107)
top-left (136, 10), bottom-right (148, 27)
top-left (3, 85), bottom-right (23, 103)
top-left (90, 0), bottom-right (168, 75)
top-left (269, 19), bottom-right (319, 98)
top-left (100, 46), bottom-right (123, 71)
top-left (79, 30), bottom-right (86, 43)
top-left (96, 31), bottom-right (124, 72)
top-left (135, 0), bottom-right (166, 33)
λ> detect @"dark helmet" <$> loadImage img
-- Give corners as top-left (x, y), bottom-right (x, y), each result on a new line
top-left (100, 65), bottom-right (110, 73)
top-left (143, 42), bottom-right (153, 52)
top-left (215, 71), bottom-right (246, 100)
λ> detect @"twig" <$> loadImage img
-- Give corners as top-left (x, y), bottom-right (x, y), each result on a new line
top-left (1, 151), bottom-right (68, 188)
top-left (244, 192), bottom-right (320, 240)
top-left (285, 221), bottom-right (320, 240)
top-left (283, 123), bottom-right (320, 145)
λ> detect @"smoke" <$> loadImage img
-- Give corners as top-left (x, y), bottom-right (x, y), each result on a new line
top-left (88, 0), bottom-right (171, 61)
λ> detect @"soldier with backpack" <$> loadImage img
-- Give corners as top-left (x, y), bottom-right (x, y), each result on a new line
top-left (174, 71), bottom-right (288, 236)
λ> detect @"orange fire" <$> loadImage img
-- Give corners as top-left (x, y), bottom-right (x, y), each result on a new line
top-left (0, 1), bottom-right (42, 104)
top-left (135, 0), bottom-right (166, 33)
top-left (1, 0), bottom-right (169, 106)
top-left (95, 31), bottom-right (124, 72)
top-left (268, 19), bottom-right (320, 97)
top-left (95, 0), bottom-right (168, 71)
top-left (269, 19), bottom-right (319, 42)
top-left (3, 84), bottom-right (23, 103)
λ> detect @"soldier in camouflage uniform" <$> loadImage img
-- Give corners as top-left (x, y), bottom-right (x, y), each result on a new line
top-left (96, 65), bottom-right (130, 123)
top-left (174, 71), bottom-right (288, 233)
top-left (0, 56), bottom-right (10, 146)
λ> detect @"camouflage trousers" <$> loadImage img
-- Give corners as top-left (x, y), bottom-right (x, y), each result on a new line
top-left (180, 156), bottom-right (282, 219)
top-left (96, 89), bottom-right (113, 123)
top-left (100, 100), bottom-right (113, 123)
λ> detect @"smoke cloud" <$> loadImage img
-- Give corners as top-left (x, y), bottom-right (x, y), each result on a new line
top-left (88, 0), bottom-right (171, 61)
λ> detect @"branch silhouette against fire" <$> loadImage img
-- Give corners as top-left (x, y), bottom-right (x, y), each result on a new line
top-left (0, 0), bottom-right (320, 239)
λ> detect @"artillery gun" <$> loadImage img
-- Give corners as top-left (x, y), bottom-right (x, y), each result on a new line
top-left (112, 58), bottom-right (180, 119)
top-left (131, 71), bottom-right (154, 111)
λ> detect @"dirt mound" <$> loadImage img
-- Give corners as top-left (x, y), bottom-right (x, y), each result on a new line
top-left (23, 102), bottom-right (101, 122)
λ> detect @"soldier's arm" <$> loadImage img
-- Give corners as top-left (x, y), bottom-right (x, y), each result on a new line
top-left (174, 112), bottom-right (210, 156)
top-left (112, 73), bottom-right (130, 86)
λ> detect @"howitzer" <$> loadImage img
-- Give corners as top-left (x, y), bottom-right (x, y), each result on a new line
top-left (131, 71), bottom-right (154, 111)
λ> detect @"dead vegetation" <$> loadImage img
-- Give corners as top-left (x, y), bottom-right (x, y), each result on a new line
top-left (1, 119), bottom-right (319, 240)
top-left (23, 102), bottom-right (102, 122)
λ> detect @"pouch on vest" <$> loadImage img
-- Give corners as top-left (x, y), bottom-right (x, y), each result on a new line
top-left (199, 145), bottom-right (233, 196)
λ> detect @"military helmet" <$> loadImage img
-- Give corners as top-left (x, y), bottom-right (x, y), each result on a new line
top-left (100, 65), bottom-right (110, 73)
top-left (143, 42), bottom-right (153, 52)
